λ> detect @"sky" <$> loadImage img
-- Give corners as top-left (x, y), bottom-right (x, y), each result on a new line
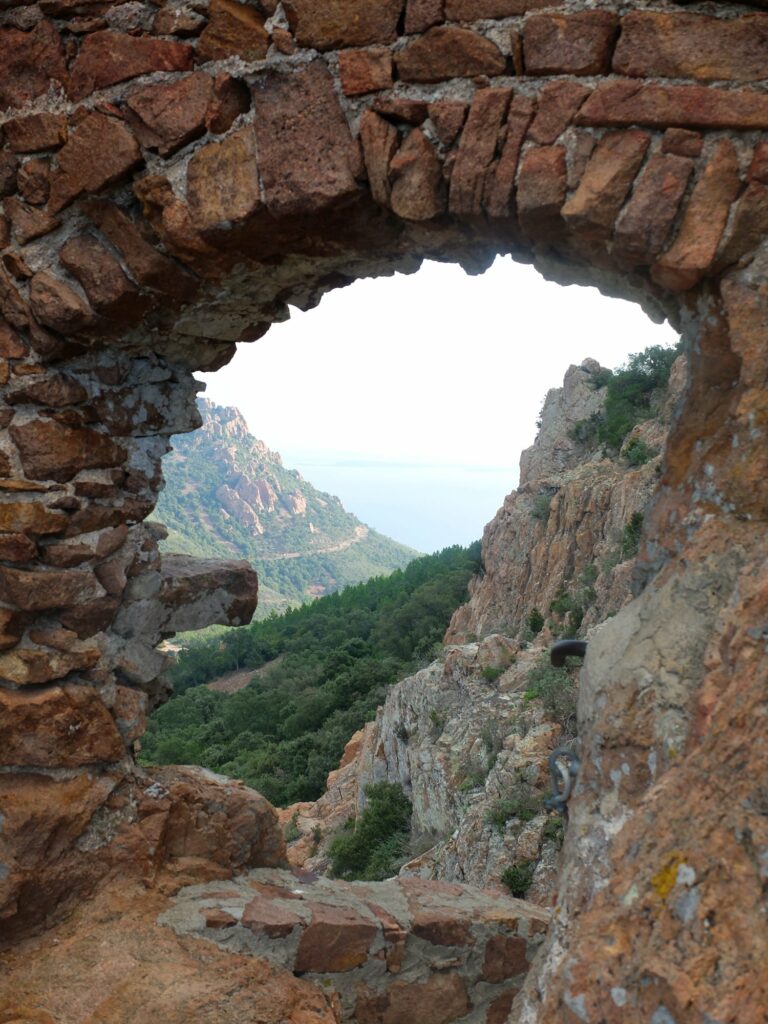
top-left (198, 256), bottom-right (678, 552)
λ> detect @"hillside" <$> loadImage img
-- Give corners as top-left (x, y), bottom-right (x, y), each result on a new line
top-left (154, 399), bottom-right (418, 614)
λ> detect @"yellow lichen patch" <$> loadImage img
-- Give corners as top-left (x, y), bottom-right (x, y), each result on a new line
top-left (651, 852), bottom-right (686, 902)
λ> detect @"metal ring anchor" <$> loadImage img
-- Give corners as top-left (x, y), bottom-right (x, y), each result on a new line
top-left (545, 747), bottom-right (581, 817)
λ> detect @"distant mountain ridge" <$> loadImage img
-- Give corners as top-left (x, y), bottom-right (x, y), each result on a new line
top-left (155, 399), bottom-right (418, 614)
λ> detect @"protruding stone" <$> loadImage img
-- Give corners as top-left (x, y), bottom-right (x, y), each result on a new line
top-left (613, 11), bottom-right (768, 83)
top-left (614, 152), bottom-right (695, 266)
top-left (561, 130), bottom-right (650, 239)
top-left (390, 129), bottom-right (445, 221)
top-left (0, 20), bottom-right (67, 110)
top-left (126, 73), bottom-right (213, 157)
top-left (653, 139), bottom-right (741, 291)
top-left (360, 111), bottom-right (399, 207)
top-left (48, 113), bottom-right (143, 214)
top-left (396, 26), bottom-right (506, 83)
top-left (187, 128), bottom-right (263, 235)
top-left (523, 12), bottom-right (618, 76)
top-left (4, 113), bottom-right (68, 153)
top-left (157, 553), bottom-right (259, 632)
top-left (251, 62), bottom-right (359, 218)
top-left (295, 902), bottom-right (378, 972)
top-left (196, 0), bottom-right (269, 63)
top-left (339, 47), bottom-right (393, 96)
top-left (528, 80), bottom-right (591, 145)
top-left (283, 0), bottom-right (404, 50)
top-left (68, 30), bottom-right (194, 101)
top-left (9, 418), bottom-right (125, 483)
top-left (0, 686), bottom-right (124, 761)
top-left (59, 235), bottom-right (148, 323)
top-left (449, 88), bottom-right (511, 217)
top-left (577, 80), bottom-right (768, 130)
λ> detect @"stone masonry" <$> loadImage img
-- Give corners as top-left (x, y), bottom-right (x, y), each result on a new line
top-left (0, 1), bottom-right (767, 1022)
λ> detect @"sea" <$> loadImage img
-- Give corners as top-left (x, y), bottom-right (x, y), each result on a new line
top-left (286, 453), bottom-right (519, 554)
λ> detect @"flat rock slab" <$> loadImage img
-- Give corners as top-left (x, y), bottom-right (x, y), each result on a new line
top-left (160, 868), bottom-right (551, 1022)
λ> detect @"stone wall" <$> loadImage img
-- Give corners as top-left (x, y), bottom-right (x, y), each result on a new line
top-left (1, 1), bottom-right (767, 1020)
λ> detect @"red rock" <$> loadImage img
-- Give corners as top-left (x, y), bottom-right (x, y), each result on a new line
top-left (0, 20), bottom-right (67, 110)
top-left (6, 372), bottom-right (88, 408)
top-left (0, 153), bottom-right (19, 197)
top-left (205, 73), bottom-right (251, 134)
top-left (4, 199), bottom-right (61, 245)
top-left (396, 26), bottom-right (506, 83)
top-left (390, 128), bottom-right (445, 221)
top-left (0, 319), bottom-right (27, 359)
top-left (0, 501), bottom-right (67, 535)
top-left (28, 272), bottom-right (93, 334)
top-left (4, 113), bottom-right (68, 153)
top-left (577, 80), bottom-right (768, 130)
top-left (112, 686), bottom-right (148, 744)
top-left (484, 93), bottom-right (535, 218)
top-left (0, 565), bottom-right (106, 612)
top-left (662, 127), bottom-right (703, 159)
top-left (405, 0), bottom-right (443, 34)
top-left (486, 990), bottom-right (518, 1024)
top-left (749, 141), bottom-right (768, 185)
top-left (561, 129), bottom-right (649, 239)
top-left (252, 62), bottom-right (359, 218)
top-left (196, 0), bottom-right (269, 63)
top-left (372, 98), bottom-right (429, 125)
top-left (241, 892), bottom-right (305, 938)
top-left (339, 47), bottom-right (393, 96)
top-left (614, 152), bottom-right (695, 266)
top-left (0, 533), bottom-right (36, 562)
top-left (0, 608), bottom-right (30, 651)
top-left (9, 418), bottom-right (125, 483)
top-left (187, 127), bottom-right (262, 235)
top-left (613, 11), bottom-right (768, 83)
top-left (17, 159), bottom-right (51, 206)
top-left (653, 139), bottom-right (741, 291)
top-left (283, 0), bottom-right (403, 50)
top-left (48, 112), bottom-right (143, 214)
top-left (271, 27), bottom-right (296, 54)
top-left (82, 200), bottom-right (197, 303)
top-left (153, 5), bottom-right (206, 36)
top-left (295, 901), bottom-right (377, 972)
top-left (125, 73), bottom-right (213, 156)
top-left (360, 110), bottom-right (399, 207)
top-left (527, 80), bottom-right (591, 145)
top-left (59, 234), bottom-right (148, 323)
top-left (449, 88), bottom-right (511, 217)
top-left (68, 30), bottom-right (193, 101)
top-left (411, 909), bottom-right (471, 945)
top-left (716, 181), bottom-right (768, 270)
top-left (356, 974), bottom-right (471, 1024)
top-left (42, 525), bottom-right (128, 569)
top-left (428, 101), bottom-right (468, 146)
top-left (446, 0), bottom-right (558, 16)
top-left (204, 908), bottom-right (238, 929)
top-left (523, 12), bottom-right (618, 76)
top-left (481, 933), bottom-right (529, 981)
top-left (59, 596), bottom-right (121, 638)
top-left (0, 686), bottom-right (124, 762)
top-left (517, 145), bottom-right (567, 231)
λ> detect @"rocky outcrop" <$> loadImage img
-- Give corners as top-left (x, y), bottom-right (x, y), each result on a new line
top-left (160, 867), bottom-right (550, 1023)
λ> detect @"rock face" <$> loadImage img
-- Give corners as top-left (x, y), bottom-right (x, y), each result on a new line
top-left (0, 2), bottom-right (767, 1021)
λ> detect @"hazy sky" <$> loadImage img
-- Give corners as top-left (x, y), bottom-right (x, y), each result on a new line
top-left (200, 256), bottom-right (677, 469)
top-left (197, 257), bottom-right (678, 551)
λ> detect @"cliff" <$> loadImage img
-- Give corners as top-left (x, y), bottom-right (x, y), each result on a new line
top-left (155, 398), bottom-right (417, 613)
top-left (284, 355), bottom-right (686, 898)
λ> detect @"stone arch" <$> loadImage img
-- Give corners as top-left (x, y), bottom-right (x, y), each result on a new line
top-left (1, 0), bottom-right (767, 1018)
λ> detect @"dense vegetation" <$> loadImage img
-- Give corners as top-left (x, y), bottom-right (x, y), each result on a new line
top-left (156, 400), bottom-right (417, 614)
top-left (570, 343), bottom-right (681, 454)
top-left (329, 782), bottom-right (412, 881)
top-left (140, 543), bottom-right (482, 805)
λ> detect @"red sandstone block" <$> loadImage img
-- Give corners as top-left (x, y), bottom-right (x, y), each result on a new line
top-left (390, 128), bottom-right (445, 221)
top-left (661, 128), bottom-right (703, 159)
top-left (196, 0), bottom-right (269, 63)
top-left (360, 111), bottom-right (399, 206)
top-left (524, 11), bottom-right (618, 76)
top-left (396, 26), bottom-right (506, 82)
top-left (406, 0), bottom-right (444, 34)
top-left (482, 933), bottom-right (528, 982)
top-left (528, 80), bottom-right (591, 145)
top-left (614, 151), bottom-right (695, 267)
top-left (339, 47), bottom-right (393, 96)
top-left (449, 88), bottom-right (511, 217)
top-left (749, 141), bottom-right (768, 185)
top-left (0, 20), bottom-right (68, 111)
top-left (4, 113), bottom-right (68, 154)
top-left (428, 101), bottom-right (468, 146)
top-left (716, 180), bottom-right (768, 270)
top-left (295, 902), bottom-right (378, 973)
top-left (446, 0), bottom-right (558, 17)
top-left (613, 11), bottom-right (768, 83)
top-left (652, 139), bottom-right (741, 291)
top-left (561, 129), bottom-right (649, 240)
top-left (577, 80), bottom-right (768, 131)
top-left (373, 97), bottom-right (430, 125)
top-left (484, 93), bottom-right (535, 218)
top-left (516, 145), bottom-right (567, 232)
top-left (125, 73), bottom-right (213, 156)
top-left (283, 0), bottom-right (403, 50)
top-left (68, 30), bottom-right (193, 101)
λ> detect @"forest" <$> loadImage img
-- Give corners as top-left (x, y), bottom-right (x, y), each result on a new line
top-left (140, 543), bottom-right (482, 805)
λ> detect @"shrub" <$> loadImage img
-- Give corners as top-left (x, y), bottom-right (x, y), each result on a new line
top-left (530, 492), bottom-right (553, 522)
top-left (623, 437), bottom-right (655, 467)
top-left (501, 860), bottom-right (536, 898)
top-left (542, 816), bottom-right (565, 848)
top-left (528, 608), bottom-right (545, 635)
top-left (394, 722), bottom-right (410, 743)
top-left (482, 665), bottom-right (504, 683)
top-left (620, 511), bottom-right (644, 560)
top-left (429, 708), bottom-right (447, 738)
top-left (525, 658), bottom-right (578, 739)
top-left (285, 812), bottom-right (301, 844)
top-left (486, 786), bottom-right (544, 831)
top-left (329, 781), bottom-right (412, 880)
